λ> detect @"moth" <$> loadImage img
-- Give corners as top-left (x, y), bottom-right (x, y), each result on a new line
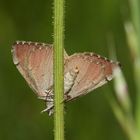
top-left (11, 41), bottom-right (120, 115)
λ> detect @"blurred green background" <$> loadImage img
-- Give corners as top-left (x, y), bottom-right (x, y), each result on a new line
top-left (0, 0), bottom-right (137, 140)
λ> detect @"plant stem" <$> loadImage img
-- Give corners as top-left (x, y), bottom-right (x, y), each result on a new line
top-left (129, 0), bottom-right (140, 52)
top-left (106, 94), bottom-right (137, 140)
top-left (129, 0), bottom-right (140, 137)
top-left (54, 0), bottom-right (65, 139)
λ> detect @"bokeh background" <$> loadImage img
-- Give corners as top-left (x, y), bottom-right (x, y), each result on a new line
top-left (0, 0), bottom-right (139, 140)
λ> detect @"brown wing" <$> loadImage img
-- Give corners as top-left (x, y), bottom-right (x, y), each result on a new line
top-left (12, 41), bottom-right (54, 97)
top-left (64, 52), bottom-right (120, 101)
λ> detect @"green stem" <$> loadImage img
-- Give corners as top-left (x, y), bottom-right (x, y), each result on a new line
top-left (106, 94), bottom-right (137, 140)
top-left (107, 33), bottom-right (138, 140)
top-left (129, 0), bottom-right (140, 53)
top-left (129, 0), bottom-right (140, 137)
top-left (54, 0), bottom-right (65, 139)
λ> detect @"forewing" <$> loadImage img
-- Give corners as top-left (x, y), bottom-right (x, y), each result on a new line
top-left (12, 41), bottom-right (53, 97)
top-left (65, 53), bottom-right (120, 101)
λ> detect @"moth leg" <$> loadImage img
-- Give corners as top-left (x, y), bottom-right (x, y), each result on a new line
top-left (38, 96), bottom-right (46, 100)
top-left (38, 94), bottom-right (54, 100)
top-left (38, 85), bottom-right (54, 100)
top-left (42, 96), bottom-right (54, 116)
top-left (45, 86), bottom-right (54, 96)
top-left (41, 104), bottom-right (54, 115)
top-left (41, 87), bottom-right (54, 116)
top-left (45, 86), bottom-right (53, 94)
top-left (45, 98), bottom-right (53, 102)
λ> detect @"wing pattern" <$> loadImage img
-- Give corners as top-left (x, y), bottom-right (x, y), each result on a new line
top-left (64, 53), bottom-right (120, 101)
top-left (12, 41), bottom-right (53, 97)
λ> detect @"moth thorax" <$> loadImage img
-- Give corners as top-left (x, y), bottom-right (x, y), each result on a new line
top-left (64, 68), bottom-right (79, 94)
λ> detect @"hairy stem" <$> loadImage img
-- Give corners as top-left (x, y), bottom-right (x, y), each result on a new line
top-left (53, 0), bottom-right (65, 139)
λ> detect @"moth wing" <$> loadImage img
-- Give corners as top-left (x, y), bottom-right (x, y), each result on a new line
top-left (12, 41), bottom-right (54, 97)
top-left (64, 53), bottom-right (120, 101)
